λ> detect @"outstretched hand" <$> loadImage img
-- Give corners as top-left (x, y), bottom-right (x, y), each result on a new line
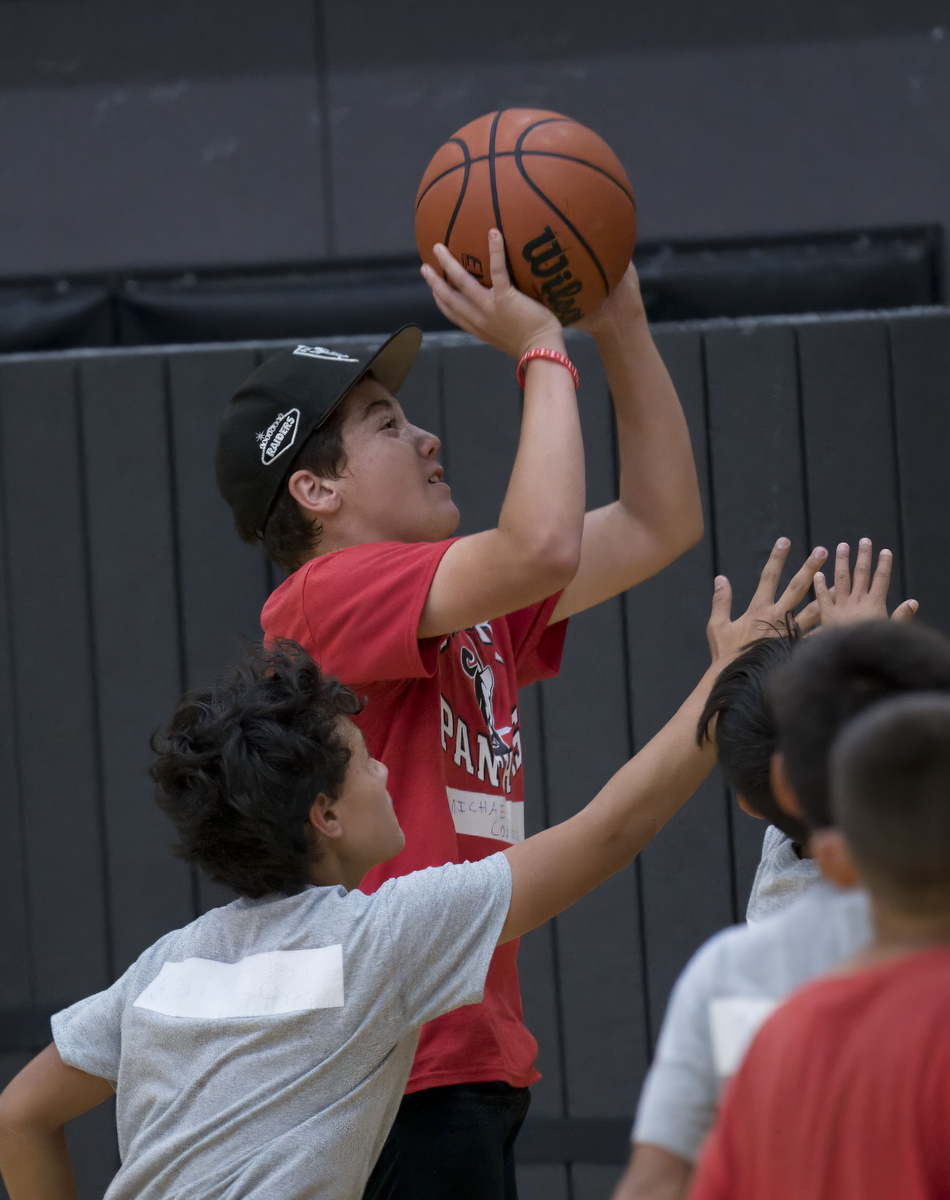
top-left (797, 538), bottom-right (917, 626)
top-left (420, 230), bottom-right (563, 359)
top-left (706, 539), bottom-right (829, 664)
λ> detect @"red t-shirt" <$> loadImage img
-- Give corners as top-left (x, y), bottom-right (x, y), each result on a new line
top-left (690, 947), bottom-right (950, 1200)
top-left (261, 539), bottom-right (567, 1092)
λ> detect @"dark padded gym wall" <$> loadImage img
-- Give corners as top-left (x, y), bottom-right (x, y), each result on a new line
top-left (0, 0), bottom-right (948, 277)
top-left (2, 308), bottom-right (949, 1200)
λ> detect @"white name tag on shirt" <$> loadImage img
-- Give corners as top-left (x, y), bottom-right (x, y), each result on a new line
top-left (708, 995), bottom-right (778, 1077)
top-left (446, 787), bottom-right (524, 844)
top-left (133, 946), bottom-right (344, 1019)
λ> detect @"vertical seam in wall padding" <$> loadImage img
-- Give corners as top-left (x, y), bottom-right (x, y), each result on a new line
top-left (0, 371), bottom-right (36, 1005)
top-left (609, 363), bottom-right (654, 1054)
top-left (74, 363), bottom-right (115, 985)
top-left (699, 334), bottom-right (738, 924)
top-left (792, 327), bottom-right (814, 554)
top-left (160, 356), bottom-right (201, 921)
top-left (535, 684), bottom-right (571, 1107)
top-left (313, 0), bottom-right (336, 258)
top-left (884, 323), bottom-right (909, 599)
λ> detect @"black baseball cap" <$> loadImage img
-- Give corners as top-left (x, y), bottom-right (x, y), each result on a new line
top-left (216, 325), bottom-right (423, 536)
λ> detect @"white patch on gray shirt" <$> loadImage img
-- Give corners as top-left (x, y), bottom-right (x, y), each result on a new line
top-left (632, 882), bottom-right (871, 1162)
top-left (52, 855), bottom-right (511, 1200)
top-left (133, 946), bottom-right (345, 1019)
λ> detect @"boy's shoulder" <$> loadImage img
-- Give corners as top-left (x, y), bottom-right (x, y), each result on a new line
top-left (262, 539), bottom-right (456, 637)
top-left (678, 884), bottom-right (871, 1004)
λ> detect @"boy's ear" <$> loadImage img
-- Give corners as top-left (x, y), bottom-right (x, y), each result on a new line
top-left (288, 469), bottom-right (342, 517)
top-left (734, 791), bottom-right (764, 820)
top-left (308, 793), bottom-right (344, 840)
top-left (769, 752), bottom-right (805, 819)
top-left (809, 828), bottom-right (861, 889)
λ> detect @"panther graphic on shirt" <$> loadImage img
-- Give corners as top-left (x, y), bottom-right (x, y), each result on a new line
top-left (438, 623), bottom-right (525, 841)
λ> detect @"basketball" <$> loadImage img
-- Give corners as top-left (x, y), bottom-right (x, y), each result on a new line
top-left (415, 109), bottom-right (636, 326)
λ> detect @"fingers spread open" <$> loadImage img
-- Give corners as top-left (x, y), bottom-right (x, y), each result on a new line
top-left (812, 569), bottom-right (832, 620)
top-left (752, 538), bottom-right (791, 604)
top-left (776, 546), bottom-right (829, 614)
top-left (833, 542), bottom-right (852, 600)
top-left (708, 574), bottom-right (733, 626)
top-left (868, 548), bottom-right (893, 603)
top-left (796, 596), bottom-right (821, 632)
top-left (852, 537), bottom-right (873, 594)
top-left (891, 597), bottom-right (918, 622)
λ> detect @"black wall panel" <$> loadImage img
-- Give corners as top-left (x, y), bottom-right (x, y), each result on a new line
top-left (0, 307), bottom-right (947, 1199)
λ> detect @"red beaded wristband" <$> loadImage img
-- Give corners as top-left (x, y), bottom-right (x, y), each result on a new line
top-left (516, 348), bottom-right (580, 390)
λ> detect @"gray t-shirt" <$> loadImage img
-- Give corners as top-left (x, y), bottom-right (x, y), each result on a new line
top-left (745, 824), bottom-right (819, 922)
top-left (632, 882), bottom-right (871, 1162)
top-left (52, 854), bottom-right (512, 1200)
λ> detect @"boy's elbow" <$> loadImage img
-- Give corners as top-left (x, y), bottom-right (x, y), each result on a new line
top-left (658, 507), bottom-right (704, 564)
top-left (682, 509), bottom-right (705, 552)
top-left (533, 533), bottom-right (582, 590)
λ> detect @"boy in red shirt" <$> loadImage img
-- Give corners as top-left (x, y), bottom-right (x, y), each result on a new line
top-left (690, 628), bottom-right (950, 1200)
top-left (215, 232), bottom-right (703, 1197)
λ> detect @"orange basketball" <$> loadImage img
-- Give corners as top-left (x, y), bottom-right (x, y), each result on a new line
top-left (415, 109), bottom-right (636, 326)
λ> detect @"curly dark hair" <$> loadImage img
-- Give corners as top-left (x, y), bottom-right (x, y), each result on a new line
top-left (150, 640), bottom-right (362, 898)
top-left (234, 401), bottom-right (350, 576)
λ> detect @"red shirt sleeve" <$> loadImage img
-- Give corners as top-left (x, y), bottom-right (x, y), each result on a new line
top-left (298, 540), bottom-right (456, 685)
top-left (505, 593), bottom-right (568, 687)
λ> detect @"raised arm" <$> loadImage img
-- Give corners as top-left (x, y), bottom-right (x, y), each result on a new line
top-left (500, 540), bottom-right (827, 943)
top-left (0, 1043), bottom-right (112, 1200)
top-left (550, 266), bottom-right (704, 623)
top-left (418, 232), bottom-right (585, 638)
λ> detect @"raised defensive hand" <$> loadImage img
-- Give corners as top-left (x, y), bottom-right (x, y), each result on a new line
top-left (420, 229), bottom-right (563, 359)
top-left (706, 539), bottom-right (829, 663)
top-left (804, 538), bottom-right (918, 625)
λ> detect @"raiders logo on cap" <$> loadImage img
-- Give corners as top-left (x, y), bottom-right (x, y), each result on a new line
top-left (256, 408), bottom-right (300, 465)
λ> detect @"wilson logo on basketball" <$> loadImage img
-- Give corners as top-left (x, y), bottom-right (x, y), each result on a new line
top-left (256, 408), bottom-right (300, 466)
top-left (522, 227), bottom-right (583, 325)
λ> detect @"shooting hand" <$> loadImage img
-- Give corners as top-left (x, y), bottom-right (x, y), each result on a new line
top-left (421, 230), bottom-right (563, 359)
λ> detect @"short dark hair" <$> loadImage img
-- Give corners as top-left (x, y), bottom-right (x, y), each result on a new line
top-left (697, 628), bottom-right (808, 844)
top-left (235, 402), bottom-right (349, 575)
top-left (768, 621), bottom-right (950, 831)
top-left (150, 640), bottom-right (362, 898)
top-left (831, 693), bottom-right (950, 914)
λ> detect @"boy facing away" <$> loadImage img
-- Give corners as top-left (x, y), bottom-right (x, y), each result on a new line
top-left (0, 544), bottom-right (820, 1200)
top-left (691, 648), bottom-right (950, 1199)
top-left (214, 230), bottom-right (705, 1193)
top-left (614, 542), bottom-right (916, 1200)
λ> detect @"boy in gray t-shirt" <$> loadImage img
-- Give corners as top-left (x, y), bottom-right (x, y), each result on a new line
top-left (0, 540), bottom-right (823, 1200)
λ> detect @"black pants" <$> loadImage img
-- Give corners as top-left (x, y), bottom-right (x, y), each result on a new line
top-left (363, 1082), bottom-right (531, 1200)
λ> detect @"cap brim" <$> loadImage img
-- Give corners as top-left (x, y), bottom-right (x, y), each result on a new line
top-left (317, 324), bottom-right (424, 429)
top-left (364, 324), bottom-right (424, 396)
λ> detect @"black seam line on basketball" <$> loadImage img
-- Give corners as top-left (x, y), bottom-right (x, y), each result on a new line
top-left (487, 111), bottom-right (516, 279)
top-left (514, 124), bottom-right (610, 295)
top-left (514, 116), bottom-right (637, 207)
top-left (443, 138), bottom-right (471, 250)
top-left (414, 149), bottom-right (635, 211)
